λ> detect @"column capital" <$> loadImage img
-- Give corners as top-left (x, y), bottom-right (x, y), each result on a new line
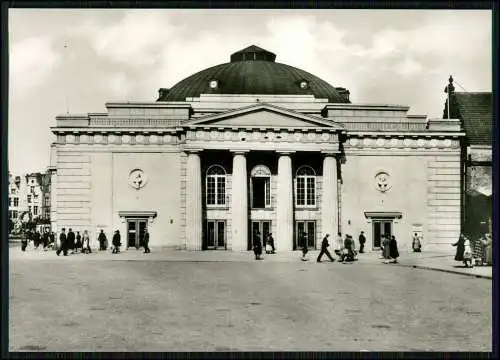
top-left (276, 151), bottom-right (295, 156)
top-left (185, 148), bottom-right (203, 154)
top-left (320, 150), bottom-right (339, 157)
top-left (231, 150), bottom-right (249, 155)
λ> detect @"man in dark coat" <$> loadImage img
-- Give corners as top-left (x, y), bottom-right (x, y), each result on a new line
top-left (34, 231), bottom-right (41, 249)
top-left (344, 234), bottom-right (355, 262)
top-left (98, 230), bottom-right (107, 251)
top-left (267, 233), bottom-right (276, 254)
top-left (56, 228), bottom-right (68, 256)
top-left (112, 230), bottom-right (121, 254)
top-left (42, 229), bottom-right (50, 250)
top-left (301, 232), bottom-right (309, 261)
top-left (358, 231), bottom-right (366, 253)
top-left (317, 234), bottom-right (335, 263)
top-left (67, 228), bottom-right (76, 254)
top-left (389, 235), bottom-right (399, 263)
top-left (253, 231), bottom-right (262, 260)
top-left (21, 231), bottom-right (29, 252)
top-left (452, 234), bottom-right (466, 261)
top-left (143, 230), bottom-right (151, 253)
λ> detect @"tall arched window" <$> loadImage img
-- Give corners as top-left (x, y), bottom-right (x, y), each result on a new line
top-left (295, 165), bottom-right (316, 207)
top-left (206, 165), bottom-right (226, 206)
top-left (251, 165), bottom-right (271, 208)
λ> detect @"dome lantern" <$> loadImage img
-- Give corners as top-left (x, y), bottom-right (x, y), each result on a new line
top-left (230, 45), bottom-right (276, 63)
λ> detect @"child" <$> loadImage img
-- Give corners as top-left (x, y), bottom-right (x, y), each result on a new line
top-left (463, 237), bottom-right (473, 268)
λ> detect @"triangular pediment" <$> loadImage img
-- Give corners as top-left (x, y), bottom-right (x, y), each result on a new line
top-left (184, 103), bottom-right (344, 129)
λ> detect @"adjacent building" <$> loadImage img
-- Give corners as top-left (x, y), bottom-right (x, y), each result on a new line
top-left (49, 45), bottom-right (465, 252)
top-left (8, 170), bottom-right (52, 232)
top-left (443, 79), bottom-right (492, 239)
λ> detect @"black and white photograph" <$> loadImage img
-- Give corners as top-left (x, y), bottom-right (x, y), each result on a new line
top-left (7, 7), bottom-right (493, 353)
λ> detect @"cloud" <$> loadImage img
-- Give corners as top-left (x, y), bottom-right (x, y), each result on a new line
top-left (10, 37), bottom-right (61, 96)
top-left (91, 11), bottom-right (180, 67)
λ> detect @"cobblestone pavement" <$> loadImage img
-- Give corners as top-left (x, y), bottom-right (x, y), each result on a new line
top-left (9, 248), bottom-right (491, 352)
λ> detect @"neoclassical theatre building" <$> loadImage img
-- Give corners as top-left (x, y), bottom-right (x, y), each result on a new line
top-left (49, 46), bottom-right (464, 252)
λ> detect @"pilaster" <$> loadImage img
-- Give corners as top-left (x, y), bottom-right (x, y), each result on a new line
top-left (321, 153), bottom-right (338, 239)
top-left (231, 150), bottom-right (248, 252)
top-left (185, 150), bottom-right (203, 250)
top-left (276, 151), bottom-right (294, 251)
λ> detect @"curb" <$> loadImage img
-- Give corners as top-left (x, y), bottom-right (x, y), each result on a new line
top-left (397, 263), bottom-right (492, 279)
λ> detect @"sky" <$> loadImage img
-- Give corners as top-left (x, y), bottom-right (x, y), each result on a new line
top-left (8, 9), bottom-right (492, 175)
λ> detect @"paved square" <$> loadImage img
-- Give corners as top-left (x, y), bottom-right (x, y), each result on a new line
top-left (9, 251), bottom-right (491, 352)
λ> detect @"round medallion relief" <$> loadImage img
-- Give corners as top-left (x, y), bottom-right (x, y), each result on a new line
top-left (128, 169), bottom-right (147, 190)
top-left (376, 138), bottom-right (385, 147)
top-left (349, 138), bottom-right (359, 146)
top-left (149, 134), bottom-right (157, 144)
top-left (417, 139), bottom-right (426, 147)
top-left (374, 171), bottom-right (392, 193)
top-left (122, 134), bottom-right (130, 144)
top-left (238, 131), bottom-right (246, 139)
top-left (252, 132), bottom-right (261, 140)
top-left (307, 132), bottom-right (316, 141)
top-left (210, 131), bottom-right (219, 140)
top-left (443, 139), bottom-right (452, 147)
top-left (429, 139), bottom-right (438, 148)
top-left (403, 138), bottom-right (412, 147)
top-left (164, 135), bottom-right (172, 143)
top-left (363, 138), bottom-right (372, 146)
top-left (390, 138), bottom-right (399, 147)
top-left (196, 131), bottom-right (205, 139)
top-left (224, 131), bottom-right (233, 140)
top-left (294, 133), bottom-right (303, 141)
top-left (322, 133), bottom-right (330, 141)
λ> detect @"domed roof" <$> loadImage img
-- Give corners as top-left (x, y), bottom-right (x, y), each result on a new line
top-left (158, 45), bottom-right (350, 103)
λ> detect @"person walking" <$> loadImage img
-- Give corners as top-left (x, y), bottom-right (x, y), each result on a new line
top-left (56, 228), bottom-right (68, 256)
top-left (382, 235), bottom-right (391, 260)
top-left (112, 230), bottom-right (121, 254)
top-left (82, 230), bottom-right (92, 254)
top-left (42, 229), bottom-right (50, 250)
top-left (317, 234), bottom-right (335, 263)
top-left (388, 235), bottom-right (400, 263)
top-left (472, 235), bottom-right (485, 266)
top-left (75, 231), bottom-right (83, 253)
top-left (143, 230), bottom-right (151, 253)
top-left (358, 231), bottom-right (366, 253)
top-left (67, 228), bottom-right (76, 254)
top-left (21, 231), bottom-right (29, 252)
top-left (452, 233), bottom-right (473, 267)
top-left (267, 233), bottom-right (276, 254)
top-left (49, 231), bottom-right (55, 250)
top-left (34, 230), bottom-right (41, 249)
top-left (253, 231), bottom-right (263, 260)
top-left (344, 234), bottom-right (355, 262)
top-left (412, 232), bottom-right (422, 252)
top-left (300, 232), bottom-right (309, 261)
top-left (98, 230), bottom-right (107, 251)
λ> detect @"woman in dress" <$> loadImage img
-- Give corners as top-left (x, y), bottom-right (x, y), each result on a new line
top-left (452, 234), bottom-right (473, 267)
top-left (82, 230), bottom-right (91, 254)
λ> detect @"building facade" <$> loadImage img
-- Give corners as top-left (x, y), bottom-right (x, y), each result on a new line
top-left (8, 172), bottom-right (28, 226)
top-left (443, 80), bottom-right (492, 239)
top-left (50, 46), bottom-right (465, 252)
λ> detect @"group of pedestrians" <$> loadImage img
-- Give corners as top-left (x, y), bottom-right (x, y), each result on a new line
top-left (453, 232), bottom-right (492, 268)
top-left (55, 228), bottom-right (92, 256)
top-left (380, 234), bottom-right (400, 263)
top-left (21, 229), bottom-right (56, 252)
top-left (252, 232), bottom-right (274, 260)
top-left (21, 227), bottom-right (151, 256)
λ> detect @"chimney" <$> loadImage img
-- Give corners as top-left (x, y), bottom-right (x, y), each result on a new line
top-left (335, 87), bottom-right (350, 102)
top-left (157, 88), bottom-right (170, 101)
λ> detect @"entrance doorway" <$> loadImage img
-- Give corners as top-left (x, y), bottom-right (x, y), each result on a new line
top-left (250, 220), bottom-right (271, 250)
top-left (295, 221), bottom-right (316, 250)
top-left (372, 220), bottom-right (393, 249)
top-left (206, 220), bottom-right (226, 250)
top-left (126, 218), bottom-right (148, 249)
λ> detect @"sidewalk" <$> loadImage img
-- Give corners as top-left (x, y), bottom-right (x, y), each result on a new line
top-left (9, 245), bottom-right (492, 279)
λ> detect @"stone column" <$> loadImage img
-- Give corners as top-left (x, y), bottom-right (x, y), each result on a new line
top-left (231, 151), bottom-right (248, 252)
top-left (321, 153), bottom-right (338, 240)
top-left (276, 152), bottom-right (294, 251)
top-left (185, 150), bottom-right (203, 251)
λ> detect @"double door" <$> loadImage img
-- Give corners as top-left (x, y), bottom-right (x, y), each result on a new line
top-left (250, 221), bottom-right (271, 250)
top-left (372, 220), bottom-right (392, 249)
top-left (295, 221), bottom-right (316, 250)
top-left (127, 218), bottom-right (148, 249)
top-left (206, 220), bottom-right (226, 250)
